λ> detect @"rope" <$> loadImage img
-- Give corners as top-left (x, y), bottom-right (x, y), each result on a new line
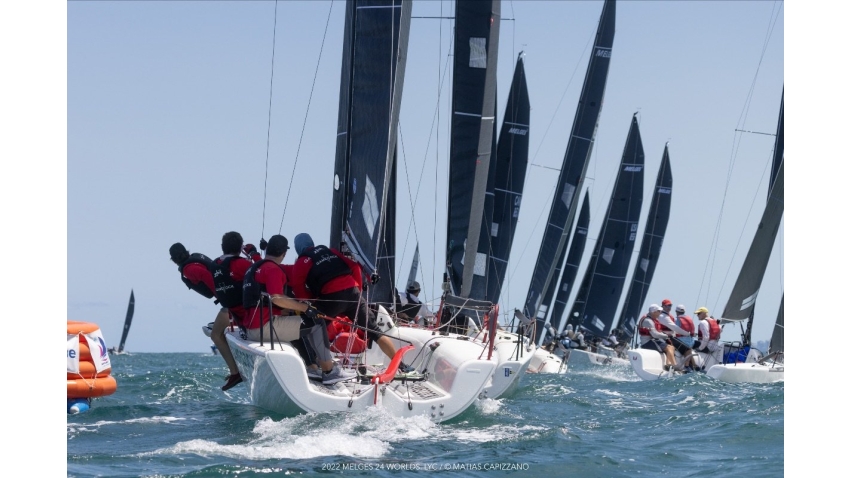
top-left (277, 1), bottom-right (336, 233)
top-left (260, 0), bottom-right (280, 241)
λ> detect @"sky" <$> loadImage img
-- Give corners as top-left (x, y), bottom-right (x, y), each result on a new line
top-left (2, 0), bottom-right (846, 470)
top-left (58, 0), bottom-right (787, 354)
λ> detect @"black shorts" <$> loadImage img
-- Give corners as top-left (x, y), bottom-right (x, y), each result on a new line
top-left (669, 337), bottom-right (693, 355)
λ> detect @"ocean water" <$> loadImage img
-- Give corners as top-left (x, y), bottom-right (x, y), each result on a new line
top-left (67, 353), bottom-right (783, 477)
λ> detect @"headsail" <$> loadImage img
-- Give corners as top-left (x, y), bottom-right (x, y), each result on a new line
top-left (445, 0), bottom-right (501, 299)
top-left (720, 159), bottom-right (784, 324)
top-left (769, 294), bottom-right (784, 354)
top-left (567, 114), bottom-right (644, 338)
top-left (329, 0), bottom-right (411, 305)
top-left (406, 243), bottom-right (419, 288)
top-left (522, 0), bottom-right (615, 320)
top-left (484, 53), bottom-right (530, 304)
top-left (118, 289), bottom-right (134, 353)
top-left (616, 145), bottom-right (673, 339)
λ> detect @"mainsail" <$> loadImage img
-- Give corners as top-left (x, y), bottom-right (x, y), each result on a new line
top-left (536, 191), bottom-right (590, 344)
top-left (616, 145), bottom-right (673, 339)
top-left (484, 53), bottom-right (530, 304)
top-left (329, 0), bottom-right (411, 305)
top-left (566, 114), bottom-right (644, 338)
top-left (770, 89), bottom-right (783, 190)
top-left (445, 0), bottom-right (500, 299)
top-left (522, 0), bottom-right (615, 321)
top-left (406, 243), bottom-right (419, 288)
top-left (118, 289), bottom-right (134, 353)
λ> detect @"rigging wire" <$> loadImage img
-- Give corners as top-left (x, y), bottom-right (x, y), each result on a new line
top-left (260, 0), bottom-right (280, 241)
top-left (276, 1), bottom-right (336, 233)
top-left (695, 2), bottom-right (783, 312)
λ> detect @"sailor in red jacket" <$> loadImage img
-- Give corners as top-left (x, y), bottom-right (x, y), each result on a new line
top-left (171, 240), bottom-right (244, 390)
top-left (288, 233), bottom-right (410, 370)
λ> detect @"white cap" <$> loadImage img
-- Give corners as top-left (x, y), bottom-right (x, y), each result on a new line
top-left (648, 304), bottom-right (661, 313)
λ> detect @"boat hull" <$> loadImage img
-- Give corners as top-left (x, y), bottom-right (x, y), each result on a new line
top-left (627, 348), bottom-right (711, 381)
top-left (569, 347), bottom-right (629, 367)
top-left (526, 348), bottom-right (568, 374)
top-left (225, 326), bottom-right (495, 422)
top-left (706, 361), bottom-right (784, 383)
top-left (477, 330), bottom-right (535, 399)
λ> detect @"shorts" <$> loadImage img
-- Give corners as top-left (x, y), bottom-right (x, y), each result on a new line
top-left (669, 337), bottom-right (693, 356)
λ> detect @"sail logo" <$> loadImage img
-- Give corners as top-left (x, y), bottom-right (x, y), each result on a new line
top-left (623, 166), bottom-right (642, 172)
top-left (595, 48), bottom-right (612, 58)
top-left (658, 188), bottom-right (671, 194)
top-left (508, 127), bottom-right (528, 136)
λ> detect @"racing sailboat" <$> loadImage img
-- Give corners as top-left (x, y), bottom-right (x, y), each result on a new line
top-left (108, 289), bottom-right (134, 355)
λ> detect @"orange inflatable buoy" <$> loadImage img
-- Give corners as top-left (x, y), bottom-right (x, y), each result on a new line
top-left (67, 361), bottom-right (111, 380)
top-left (68, 321), bottom-right (101, 335)
top-left (77, 341), bottom-right (93, 361)
top-left (67, 375), bottom-right (117, 398)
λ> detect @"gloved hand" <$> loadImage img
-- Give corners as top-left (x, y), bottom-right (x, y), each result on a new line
top-left (242, 243), bottom-right (258, 257)
top-left (301, 305), bottom-right (320, 322)
top-left (370, 272), bottom-right (380, 285)
top-left (259, 238), bottom-right (268, 251)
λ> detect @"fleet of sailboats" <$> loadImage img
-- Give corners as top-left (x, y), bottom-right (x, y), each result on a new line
top-left (193, 0), bottom-right (781, 418)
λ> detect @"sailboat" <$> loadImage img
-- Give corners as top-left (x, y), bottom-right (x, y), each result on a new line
top-left (706, 91), bottom-right (784, 383)
top-left (108, 289), bottom-right (134, 355)
top-left (629, 90), bottom-right (784, 382)
top-left (616, 145), bottom-right (673, 342)
top-left (563, 114), bottom-right (644, 367)
top-left (218, 0), bottom-right (495, 421)
top-left (522, 0), bottom-right (615, 374)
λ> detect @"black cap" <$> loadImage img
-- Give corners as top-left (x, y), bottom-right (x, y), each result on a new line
top-left (169, 243), bottom-right (188, 263)
top-left (265, 234), bottom-right (289, 256)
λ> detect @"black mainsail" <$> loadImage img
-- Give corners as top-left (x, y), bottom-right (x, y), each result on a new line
top-left (118, 289), bottom-right (134, 353)
top-left (770, 89), bottom-right (783, 190)
top-left (535, 191), bottom-right (591, 344)
top-left (446, 0), bottom-right (500, 299)
top-left (484, 53), bottom-right (530, 304)
top-left (522, 0), bottom-right (615, 322)
top-left (566, 114), bottom-right (644, 338)
top-left (616, 145), bottom-right (673, 339)
top-left (329, 0), bottom-right (411, 305)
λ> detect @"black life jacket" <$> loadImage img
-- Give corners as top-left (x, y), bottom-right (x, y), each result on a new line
top-left (242, 259), bottom-right (275, 309)
top-left (210, 255), bottom-right (244, 308)
top-left (300, 245), bottom-right (352, 294)
top-left (178, 253), bottom-right (215, 299)
top-left (398, 291), bottom-right (422, 318)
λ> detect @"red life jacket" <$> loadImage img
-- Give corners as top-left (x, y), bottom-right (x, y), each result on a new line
top-left (637, 315), bottom-right (663, 336)
top-left (698, 318), bottom-right (722, 340)
top-left (676, 315), bottom-right (695, 337)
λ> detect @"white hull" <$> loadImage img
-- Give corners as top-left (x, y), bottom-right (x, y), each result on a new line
top-left (627, 348), bottom-right (711, 381)
top-left (224, 325), bottom-right (495, 422)
top-left (526, 348), bottom-right (568, 374)
top-left (569, 347), bottom-right (629, 367)
top-left (706, 360), bottom-right (784, 383)
top-left (476, 330), bottom-right (536, 399)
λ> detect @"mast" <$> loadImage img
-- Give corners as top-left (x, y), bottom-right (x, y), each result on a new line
top-left (329, 0), bottom-right (412, 305)
top-left (445, 0), bottom-right (501, 299)
top-left (484, 53), bottom-right (530, 304)
top-left (566, 114), bottom-right (644, 338)
top-left (616, 145), bottom-right (673, 339)
top-left (118, 289), bottom-right (134, 353)
top-left (522, 0), bottom-right (615, 321)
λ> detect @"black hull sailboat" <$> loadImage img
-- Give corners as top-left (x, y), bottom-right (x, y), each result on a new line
top-left (616, 145), bottom-right (673, 340)
top-left (108, 289), bottom-right (134, 355)
top-left (566, 114), bottom-right (644, 339)
top-left (522, 0), bottom-right (615, 336)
